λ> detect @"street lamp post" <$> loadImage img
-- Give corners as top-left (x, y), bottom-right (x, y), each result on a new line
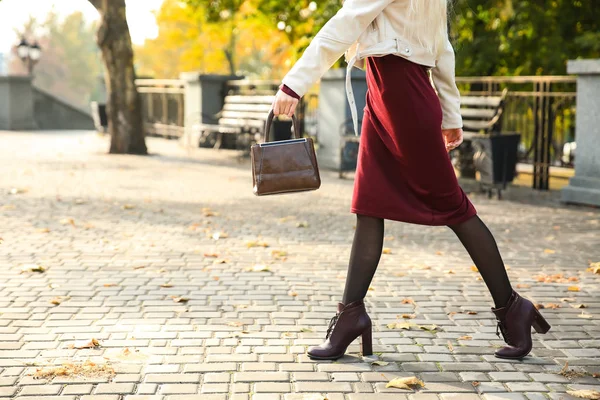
top-left (17, 38), bottom-right (42, 76)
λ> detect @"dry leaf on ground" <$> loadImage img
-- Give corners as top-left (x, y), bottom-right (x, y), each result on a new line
top-left (9, 188), bottom-right (28, 195)
top-left (458, 335), bottom-right (473, 340)
top-left (289, 291), bottom-right (298, 297)
top-left (21, 264), bottom-right (46, 273)
top-left (50, 297), bottom-right (68, 305)
top-left (382, 248), bottom-right (392, 254)
top-left (271, 250), bottom-right (288, 260)
top-left (278, 216), bottom-right (296, 223)
top-left (561, 297), bottom-right (576, 302)
top-left (103, 283), bottom-right (117, 287)
top-left (566, 389), bottom-right (600, 399)
top-left (37, 228), bottom-right (51, 233)
top-left (60, 218), bottom-right (76, 226)
top-left (246, 265), bottom-right (270, 272)
top-left (296, 221), bottom-right (309, 228)
top-left (70, 338), bottom-right (100, 349)
top-left (122, 204), bottom-right (135, 210)
top-left (133, 265), bottom-right (146, 270)
top-left (213, 259), bottom-right (228, 264)
top-left (300, 328), bottom-right (313, 332)
top-left (470, 266), bottom-right (479, 272)
top-left (516, 284), bottom-right (531, 289)
top-left (544, 249), bottom-right (556, 254)
top-left (246, 241), bottom-right (269, 248)
top-left (419, 324), bottom-right (439, 332)
top-left (472, 381), bottom-right (480, 387)
top-left (544, 303), bottom-right (561, 309)
top-left (401, 314), bottom-right (416, 319)
top-left (587, 262), bottom-right (600, 274)
top-left (33, 359), bottom-right (114, 380)
top-left (227, 321), bottom-right (244, 327)
top-left (559, 361), bottom-right (587, 379)
top-left (572, 304), bottom-right (587, 309)
top-left (385, 376), bottom-right (424, 390)
top-left (204, 253), bottom-right (219, 258)
top-left (387, 322), bottom-right (414, 330)
top-left (402, 298), bottom-right (416, 305)
top-left (568, 286), bottom-right (581, 292)
top-left (171, 296), bottom-right (189, 303)
top-left (445, 270), bottom-right (455, 274)
top-left (466, 311), bottom-right (478, 315)
top-left (447, 341), bottom-right (454, 352)
top-left (371, 361), bottom-right (390, 366)
top-left (212, 232), bottom-right (228, 240)
top-left (160, 283), bottom-right (173, 288)
top-left (202, 208), bottom-right (217, 217)
top-left (578, 312), bottom-right (592, 319)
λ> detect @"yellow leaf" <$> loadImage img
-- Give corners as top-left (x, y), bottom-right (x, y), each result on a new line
top-left (568, 286), bottom-right (580, 292)
top-left (401, 314), bottom-right (416, 319)
top-left (122, 204), bottom-right (135, 210)
top-left (394, 272), bottom-right (406, 277)
top-left (161, 283), bottom-right (173, 288)
top-left (50, 297), bottom-right (64, 305)
top-left (566, 390), bottom-right (600, 399)
top-left (21, 264), bottom-right (46, 273)
top-left (37, 228), bottom-right (51, 233)
top-left (385, 376), bottom-right (424, 390)
top-left (419, 324), bottom-right (439, 332)
top-left (246, 241), bottom-right (269, 248)
top-left (60, 218), bottom-right (75, 226)
top-left (371, 361), bottom-right (389, 366)
top-left (387, 322), bottom-right (414, 330)
top-left (246, 264), bottom-right (270, 272)
top-left (470, 266), bottom-right (479, 272)
top-left (202, 208), bottom-right (217, 217)
top-left (382, 248), bottom-right (392, 255)
top-left (544, 249), bottom-right (556, 254)
top-left (300, 327), bottom-right (313, 332)
top-left (571, 304), bottom-right (587, 309)
top-left (213, 259), bottom-right (228, 264)
top-left (296, 221), bottom-right (309, 228)
top-left (133, 265), bottom-right (146, 270)
top-left (204, 253), bottom-right (219, 258)
top-left (544, 303), bottom-right (561, 309)
top-left (401, 298), bottom-right (416, 305)
top-left (445, 270), bottom-right (455, 274)
top-left (458, 335), bottom-right (472, 340)
top-left (103, 283), bottom-right (117, 287)
top-left (171, 296), bottom-right (189, 303)
top-left (587, 262), bottom-right (600, 274)
top-left (289, 291), bottom-right (298, 297)
top-left (271, 250), bottom-right (288, 259)
top-left (72, 338), bottom-right (100, 349)
top-left (516, 283), bottom-right (531, 289)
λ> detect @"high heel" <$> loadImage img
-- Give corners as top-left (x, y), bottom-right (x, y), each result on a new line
top-left (307, 299), bottom-right (372, 360)
top-left (532, 308), bottom-right (551, 334)
top-left (360, 324), bottom-right (373, 356)
top-left (492, 290), bottom-right (551, 360)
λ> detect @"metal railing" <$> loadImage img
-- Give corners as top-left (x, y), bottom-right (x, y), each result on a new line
top-left (456, 76), bottom-right (577, 190)
top-left (135, 79), bottom-right (185, 138)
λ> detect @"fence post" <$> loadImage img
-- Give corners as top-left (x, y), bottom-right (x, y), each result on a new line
top-left (179, 72), bottom-right (243, 147)
top-left (561, 59), bottom-right (600, 206)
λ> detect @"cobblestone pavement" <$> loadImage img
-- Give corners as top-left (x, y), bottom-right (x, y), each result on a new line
top-left (0, 130), bottom-right (599, 400)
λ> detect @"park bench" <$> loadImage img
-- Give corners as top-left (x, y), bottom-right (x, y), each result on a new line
top-left (198, 94), bottom-right (275, 150)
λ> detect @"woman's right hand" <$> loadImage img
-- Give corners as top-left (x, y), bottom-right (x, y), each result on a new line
top-left (272, 90), bottom-right (299, 118)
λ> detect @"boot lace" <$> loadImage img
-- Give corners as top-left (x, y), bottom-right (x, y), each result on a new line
top-left (325, 313), bottom-right (340, 339)
top-left (496, 319), bottom-right (512, 345)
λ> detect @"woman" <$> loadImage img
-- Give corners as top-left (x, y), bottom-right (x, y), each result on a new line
top-left (272, 0), bottom-right (550, 360)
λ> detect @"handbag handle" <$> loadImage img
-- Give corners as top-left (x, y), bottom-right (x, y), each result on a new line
top-left (264, 110), bottom-right (300, 143)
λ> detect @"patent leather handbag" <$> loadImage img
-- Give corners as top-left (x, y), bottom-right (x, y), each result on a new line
top-left (251, 110), bottom-right (321, 196)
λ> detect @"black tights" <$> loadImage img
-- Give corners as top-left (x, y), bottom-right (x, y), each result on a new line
top-left (341, 214), bottom-right (513, 308)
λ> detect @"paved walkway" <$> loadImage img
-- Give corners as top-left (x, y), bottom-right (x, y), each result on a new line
top-left (0, 130), bottom-right (598, 400)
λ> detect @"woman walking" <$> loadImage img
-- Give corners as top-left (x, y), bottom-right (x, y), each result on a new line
top-left (271, 0), bottom-right (550, 360)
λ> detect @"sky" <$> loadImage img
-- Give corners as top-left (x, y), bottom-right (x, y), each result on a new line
top-left (0, 0), bottom-right (164, 53)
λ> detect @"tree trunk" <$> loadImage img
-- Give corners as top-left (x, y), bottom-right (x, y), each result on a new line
top-left (89, 0), bottom-right (147, 154)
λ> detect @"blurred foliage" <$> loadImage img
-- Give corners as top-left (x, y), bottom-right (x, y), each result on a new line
top-left (137, 0), bottom-right (599, 79)
top-left (452, 0), bottom-right (600, 76)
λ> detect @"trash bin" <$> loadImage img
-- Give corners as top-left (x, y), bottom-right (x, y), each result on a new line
top-left (472, 132), bottom-right (521, 199)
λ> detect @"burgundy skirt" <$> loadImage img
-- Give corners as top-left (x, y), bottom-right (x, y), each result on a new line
top-left (351, 55), bottom-right (477, 226)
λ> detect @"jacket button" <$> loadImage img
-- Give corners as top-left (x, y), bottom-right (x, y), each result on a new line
top-left (405, 48), bottom-right (410, 53)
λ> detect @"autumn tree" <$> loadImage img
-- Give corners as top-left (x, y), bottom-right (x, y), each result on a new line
top-left (88, 0), bottom-right (147, 155)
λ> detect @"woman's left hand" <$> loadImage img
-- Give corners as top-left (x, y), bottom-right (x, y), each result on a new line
top-left (442, 128), bottom-right (463, 152)
top-left (272, 90), bottom-right (299, 117)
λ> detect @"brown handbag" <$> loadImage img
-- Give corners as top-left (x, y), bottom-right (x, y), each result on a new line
top-left (251, 110), bottom-right (321, 196)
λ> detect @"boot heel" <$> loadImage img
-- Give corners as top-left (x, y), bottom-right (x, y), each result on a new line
top-left (360, 327), bottom-right (373, 356)
top-left (532, 308), bottom-right (551, 334)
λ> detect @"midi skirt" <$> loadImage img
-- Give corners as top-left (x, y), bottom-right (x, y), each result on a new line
top-left (351, 55), bottom-right (477, 226)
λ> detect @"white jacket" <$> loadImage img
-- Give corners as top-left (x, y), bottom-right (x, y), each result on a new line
top-left (281, 0), bottom-right (463, 135)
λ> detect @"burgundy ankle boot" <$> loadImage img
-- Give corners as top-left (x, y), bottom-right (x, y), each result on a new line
top-left (307, 299), bottom-right (372, 360)
top-left (492, 290), bottom-right (551, 359)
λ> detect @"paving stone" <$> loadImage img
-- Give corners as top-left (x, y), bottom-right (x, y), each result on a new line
top-left (293, 382), bottom-right (353, 392)
top-left (488, 372), bottom-right (530, 382)
top-left (94, 383), bottom-right (136, 394)
top-left (482, 394), bottom-right (527, 400)
top-left (62, 385), bottom-right (95, 395)
top-left (346, 395), bottom-right (409, 400)
top-left (440, 395), bottom-right (481, 400)
top-left (234, 373), bottom-right (289, 383)
top-left (159, 385), bottom-right (198, 395)
top-left (18, 385), bottom-right (62, 395)
top-left (253, 383), bottom-right (291, 393)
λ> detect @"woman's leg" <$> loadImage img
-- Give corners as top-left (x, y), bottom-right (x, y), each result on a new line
top-left (448, 215), bottom-right (513, 308)
top-left (342, 214), bottom-right (385, 305)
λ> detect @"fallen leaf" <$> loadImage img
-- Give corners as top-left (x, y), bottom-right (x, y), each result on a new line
top-left (71, 338), bottom-right (100, 349)
top-left (212, 232), bottom-right (228, 240)
top-left (401, 314), bottom-right (416, 319)
top-left (227, 321), bottom-right (244, 327)
top-left (246, 241), bottom-right (269, 248)
top-left (213, 276), bottom-right (220, 280)
top-left (246, 264), bottom-right (270, 272)
top-left (60, 218), bottom-right (75, 226)
top-left (578, 312), bottom-right (592, 319)
top-left (50, 297), bottom-right (65, 305)
top-left (447, 341), bottom-right (454, 352)
top-left (516, 284), bottom-right (531, 289)
top-left (21, 264), bottom-right (46, 273)
top-left (587, 262), bottom-right (600, 274)
top-left (436, 251), bottom-right (443, 256)
top-left (103, 283), bottom-right (117, 287)
top-left (566, 389), bottom-right (600, 399)
top-left (568, 286), bottom-right (580, 292)
top-left (133, 265), bottom-right (146, 270)
top-left (122, 204), bottom-right (135, 210)
top-left (289, 291), bottom-right (298, 297)
top-left (300, 327), bottom-right (313, 332)
top-left (544, 249), bottom-right (556, 254)
top-left (470, 266), bottom-right (479, 272)
top-left (171, 296), bottom-right (189, 303)
top-left (535, 304), bottom-right (545, 310)
top-left (387, 322), bottom-right (414, 330)
top-left (368, 286), bottom-right (375, 291)
top-left (419, 324), bottom-right (439, 332)
top-left (160, 283), bottom-right (173, 288)
top-left (8, 188), bottom-right (27, 195)
top-left (561, 297), bottom-right (576, 302)
top-left (394, 272), bottom-right (406, 277)
top-left (571, 304), bottom-right (587, 309)
top-left (593, 372), bottom-right (600, 378)
top-left (385, 376), bottom-right (424, 390)
top-left (445, 270), bottom-right (455, 274)
top-left (213, 259), bottom-right (228, 264)
top-left (458, 335), bottom-right (473, 340)
top-left (472, 381), bottom-right (480, 387)
top-left (382, 248), bottom-right (392, 255)
top-left (271, 250), bottom-right (288, 260)
top-left (296, 221), bottom-right (309, 228)
top-left (466, 311), bottom-right (478, 315)
top-left (37, 228), bottom-right (51, 233)
top-left (401, 298), bottom-right (416, 305)
top-left (544, 303), bottom-right (561, 309)
top-left (204, 253), bottom-right (219, 258)
top-left (371, 361), bottom-right (390, 366)
top-left (202, 207), bottom-right (217, 217)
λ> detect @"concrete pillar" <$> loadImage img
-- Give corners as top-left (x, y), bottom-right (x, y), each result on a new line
top-left (0, 76), bottom-right (36, 130)
top-left (316, 67), bottom-right (367, 170)
top-left (561, 59), bottom-right (600, 206)
top-left (179, 72), bottom-right (243, 146)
